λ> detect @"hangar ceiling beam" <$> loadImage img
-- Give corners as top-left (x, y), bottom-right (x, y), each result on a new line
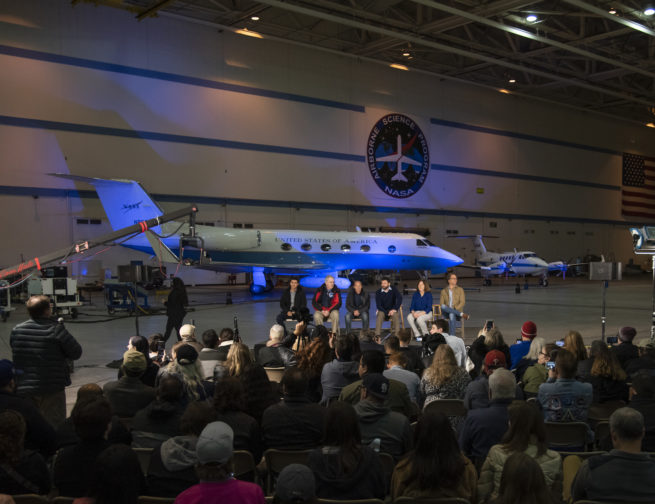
top-left (137, 0), bottom-right (178, 21)
top-left (253, 0), bottom-right (655, 107)
top-left (561, 0), bottom-right (655, 37)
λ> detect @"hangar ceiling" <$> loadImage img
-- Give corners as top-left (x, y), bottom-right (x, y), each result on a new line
top-left (74, 0), bottom-right (655, 126)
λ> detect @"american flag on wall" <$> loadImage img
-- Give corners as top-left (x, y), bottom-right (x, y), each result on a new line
top-left (622, 153), bottom-right (655, 220)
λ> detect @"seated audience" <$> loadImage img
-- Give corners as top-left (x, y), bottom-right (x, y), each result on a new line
top-left (420, 344), bottom-right (471, 429)
top-left (307, 401), bottom-right (385, 500)
top-left (563, 330), bottom-right (588, 363)
top-left (344, 279), bottom-right (370, 334)
top-left (459, 369), bottom-right (516, 468)
top-left (213, 376), bottom-right (262, 461)
top-left (0, 359), bottom-right (56, 457)
top-left (148, 333), bottom-right (166, 365)
top-left (521, 343), bottom-right (558, 398)
top-left (179, 324), bottom-right (204, 353)
top-left (359, 330), bottom-right (385, 353)
top-left (296, 335), bottom-right (332, 402)
top-left (420, 331), bottom-right (447, 369)
top-left (468, 328), bottom-right (512, 377)
top-left (147, 401), bottom-right (215, 498)
top-left (463, 350), bottom-right (522, 410)
top-left (406, 279), bottom-right (433, 339)
top-left (131, 375), bottom-right (186, 448)
top-left (577, 339), bottom-right (603, 380)
top-left (611, 326), bottom-right (640, 369)
top-left (104, 349), bottom-right (156, 417)
top-left (225, 342), bottom-right (276, 423)
top-left (384, 352), bottom-right (421, 404)
top-left (513, 336), bottom-right (545, 382)
top-left (354, 373), bottom-right (412, 460)
top-left (118, 335), bottom-right (159, 387)
top-left (54, 396), bottom-right (114, 497)
top-left (571, 407), bottom-right (655, 503)
top-left (273, 464), bottom-right (316, 504)
top-left (198, 329), bottom-right (222, 379)
top-left (339, 349), bottom-right (413, 417)
top-left (174, 421), bottom-right (266, 504)
top-left (397, 328), bottom-right (424, 376)
top-left (509, 321), bottom-right (537, 369)
top-left (626, 339), bottom-right (655, 378)
top-left (158, 343), bottom-right (210, 403)
top-left (215, 328), bottom-right (235, 360)
top-left (629, 372), bottom-right (655, 451)
top-left (494, 452), bottom-right (556, 504)
top-left (584, 341), bottom-right (629, 404)
top-left (257, 324), bottom-right (297, 368)
top-left (431, 319), bottom-right (467, 367)
top-left (74, 444), bottom-right (145, 504)
top-left (0, 410), bottom-right (50, 495)
top-left (538, 348), bottom-right (593, 424)
top-left (477, 401), bottom-right (562, 503)
top-left (320, 333), bottom-right (359, 404)
top-left (56, 383), bottom-right (130, 449)
top-left (262, 367), bottom-right (325, 450)
top-left (391, 410), bottom-right (477, 502)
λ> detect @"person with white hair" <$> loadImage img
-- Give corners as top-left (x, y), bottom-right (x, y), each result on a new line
top-left (257, 324), bottom-right (297, 368)
top-left (312, 275), bottom-right (342, 334)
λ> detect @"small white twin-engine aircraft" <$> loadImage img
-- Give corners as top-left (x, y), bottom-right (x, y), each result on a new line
top-left (467, 235), bottom-right (571, 286)
top-left (58, 176), bottom-right (463, 293)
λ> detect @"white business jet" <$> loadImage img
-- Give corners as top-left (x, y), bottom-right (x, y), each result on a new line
top-left (377, 134), bottom-right (423, 182)
top-left (58, 176), bottom-right (463, 293)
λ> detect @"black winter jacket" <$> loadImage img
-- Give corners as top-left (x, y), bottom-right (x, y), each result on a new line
top-left (345, 287), bottom-right (370, 314)
top-left (279, 286), bottom-right (307, 313)
top-left (10, 318), bottom-right (82, 395)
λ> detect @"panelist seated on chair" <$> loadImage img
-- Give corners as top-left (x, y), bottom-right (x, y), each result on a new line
top-left (375, 277), bottom-right (403, 337)
top-left (312, 275), bottom-right (342, 334)
top-left (345, 280), bottom-right (370, 334)
top-left (276, 277), bottom-right (307, 327)
top-left (439, 272), bottom-right (469, 334)
top-left (407, 279), bottom-right (433, 340)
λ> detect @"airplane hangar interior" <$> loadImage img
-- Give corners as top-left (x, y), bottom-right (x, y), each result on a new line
top-left (2, 0), bottom-right (655, 415)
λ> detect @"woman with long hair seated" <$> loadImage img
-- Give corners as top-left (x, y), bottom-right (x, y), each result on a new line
top-left (391, 409), bottom-right (477, 502)
top-left (477, 401), bottom-right (562, 503)
top-left (307, 401), bottom-right (385, 500)
top-left (157, 343), bottom-right (209, 403)
top-left (296, 335), bottom-right (332, 402)
top-left (584, 342), bottom-right (629, 418)
top-left (493, 451), bottom-right (557, 504)
top-left (563, 330), bottom-right (588, 362)
top-left (513, 337), bottom-right (545, 382)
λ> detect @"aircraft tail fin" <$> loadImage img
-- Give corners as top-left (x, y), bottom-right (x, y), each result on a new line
top-left (472, 235), bottom-right (487, 255)
top-left (53, 174), bottom-right (164, 231)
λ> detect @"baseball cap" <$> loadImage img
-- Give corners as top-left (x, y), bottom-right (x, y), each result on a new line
top-left (179, 324), bottom-right (196, 339)
top-left (484, 350), bottom-right (506, 369)
top-left (122, 349), bottom-right (147, 373)
top-left (362, 373), bottom-right (389, 399)
top-left (521, 321), bottom-right (537, 339)
top-left (276, 464), bottom-right (316, 503)
top-left (176, 344), bottom-right (198, 365)
top-left (0, 359), bottom-right (22, 386)
top-left (196, 421), bottom-right (234, 465)
top-left (620, 327), bottom-right (637, 342)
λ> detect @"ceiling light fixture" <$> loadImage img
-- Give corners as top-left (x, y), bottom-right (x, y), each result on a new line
top-left (499, 88), bottom-right (511, 94)
top-left (402, 51), bottom-right (411, 57)
top-left (508, 78), bottom-right (516, 83)
top-left (390, 63), bottom-right (409, 71)
top-left (647, 122), bottom-right (655, 128)
top-left (525, 13), bottom-right (538, 22)
top-left (608, 7), bottom-right (617, 14)
top-left (645, 6), bottom-right (655, 15)
top-left (251, 15), bottom-right (260, 21)
top-left (235, 28), bottom-right (263, 38)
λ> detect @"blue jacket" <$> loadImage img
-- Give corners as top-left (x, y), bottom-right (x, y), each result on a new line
top-left (538, 378), bottom-right (593, 423)
top-left (410, 291), bottom-right (433, 313)
top-left (509, 340), bottom-right (532, 369)
top-left (375, 287), bottom-right (402, 314)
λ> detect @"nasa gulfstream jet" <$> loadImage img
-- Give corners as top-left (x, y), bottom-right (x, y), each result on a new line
top-left (57, 176), bottom-right (463, 293)
top-left (469, 235), bottom-right (568, 286)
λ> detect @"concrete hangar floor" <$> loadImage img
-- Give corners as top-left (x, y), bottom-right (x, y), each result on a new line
top-left (0, 274), bottom-right (652, 414)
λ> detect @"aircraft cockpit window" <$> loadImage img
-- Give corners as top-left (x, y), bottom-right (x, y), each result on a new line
top-left (301, 243), bottom-right (312, 251)
top-left (423, 239), bottom-right (435, 246)
top-left (321, 244), bottom-right (331, 252)
top-left (416, 239), bottom-right (427, 247)
top-left (388, 245), bottom-right (396, 253)
top-left (360, 244), bottom-right (371, 252)
top-left (341, 244), bottom-right (351, 252)
top-left (281, 243), bottom-right (292, 251)
top-left (524, 253), bottom-right (537, 258)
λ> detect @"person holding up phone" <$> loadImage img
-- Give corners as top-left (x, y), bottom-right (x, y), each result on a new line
top-left (521, 344), bottom-right (558, 399)
top-left (509, 321), bottom-right (537, 369)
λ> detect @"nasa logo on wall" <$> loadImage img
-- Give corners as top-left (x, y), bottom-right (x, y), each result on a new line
top-left (366, 114), bottom-right (430, 199)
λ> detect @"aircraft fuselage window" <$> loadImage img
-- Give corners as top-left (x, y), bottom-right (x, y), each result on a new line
top-left (301, 243), bottom-right (312, 251)
top-left (388, 245), bottom-right (396, 253)
top-left (341, 244), bottom-right (351, 252)
top-left (321, 244), bottom-right (331, 252)
top-left (281, 243), bottom-right (292, 251)
top-left (360, 244), bottom-right (371, 252)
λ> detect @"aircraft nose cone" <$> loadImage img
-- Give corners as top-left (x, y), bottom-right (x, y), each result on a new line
top-left (441, 249), bottom-right (464, 267)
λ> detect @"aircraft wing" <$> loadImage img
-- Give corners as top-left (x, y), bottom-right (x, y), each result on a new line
top-left (399, 155), bottom-right (421, 166)
top-left (377, 154), bottom-right (397, 162)
top-left (194, 261), bottom-right (327, 274)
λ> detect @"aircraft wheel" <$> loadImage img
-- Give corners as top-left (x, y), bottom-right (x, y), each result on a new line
top-left (108, 307), bottom-right (116, 315)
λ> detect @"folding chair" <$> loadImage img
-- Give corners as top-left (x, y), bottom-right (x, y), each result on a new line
top-left (423, 399), bottom-right (467, 418)
top-left (233, 449), bottom-right (259, 484)
top-left (594, 421), bottom-right (610, 450)
top-left (264, 367), bottom-right (285, 383)
top-left (544, 421), bottom-right (589, 451)
top-left (264, 448), bottom-right (313, 494)
top-left (378, 451), bottom-right (395, 493)
top-left (132, 447), bottom-right (153, 476)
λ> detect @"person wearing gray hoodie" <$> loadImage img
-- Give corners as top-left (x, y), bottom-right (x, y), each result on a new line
top-left (146, 401), bottom-right (214, 498)
top-left (320, 334), bottom-right (359, 405)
